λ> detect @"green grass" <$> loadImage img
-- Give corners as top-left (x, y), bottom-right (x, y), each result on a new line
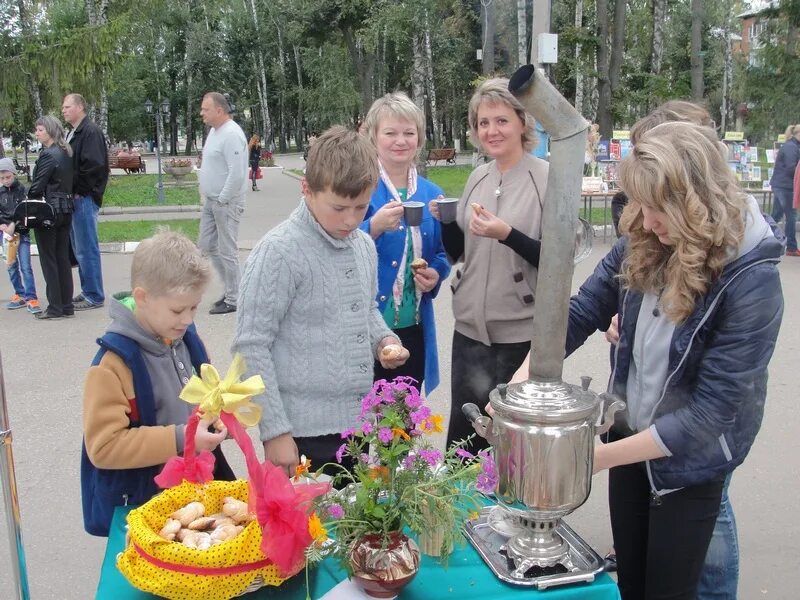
top-left (97, 219), bottom-right (199, 243)
top-left (103, 174), bottom-right (200, 207)
top-left (427, 165), bottom-right (473, 197)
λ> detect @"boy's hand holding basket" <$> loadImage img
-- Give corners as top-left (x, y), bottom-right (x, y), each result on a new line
top-left (117, 355), bottom-right (331, 600)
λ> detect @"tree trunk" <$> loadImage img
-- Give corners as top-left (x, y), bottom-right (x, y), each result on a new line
top-left (412, 34), bottom-right (427, 176)
top-left (517, 0), bottom-right (527, 67)
top-left (481, 0), bottom-right (495, 74)
top-left (342, 25), bottom-right (375, 117)
top-left (294, 44), bottom-right (304, 150)
top-left (720, 0), bottom-right (732, 133)
top-left (574, 0), bottom-right (584, 114)
top-left (596, 0), bottom-right (612, 137)
top-left (247, 0), bottom-right (273, 147)
top-left (608, 0), bottom-right (627, 92)
top-left (690, 0), bottom-right (704, 100)
top-left (423, 13), bottom-right (441, 147)
top-left (650, 0), bottom-right (667, 75)
top-left (16, 0), bottom-right (43, 118)
top-left (274, 16), bottom-right (288, 152)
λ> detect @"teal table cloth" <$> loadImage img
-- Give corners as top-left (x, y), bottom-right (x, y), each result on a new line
top-left (98, 506), bottom-right (620, 599)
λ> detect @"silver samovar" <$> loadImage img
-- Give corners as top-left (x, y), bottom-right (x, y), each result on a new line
top-left (461, 66), bottom-right (624, 589)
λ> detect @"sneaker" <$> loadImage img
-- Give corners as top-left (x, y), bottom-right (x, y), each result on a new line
top-left (786, 249), bottom-right (800, 257)
top-left (34, 310), bottom-right (64, 320)
top-left (212, 298), bottom-right (227, 309)
top-left (209, 302), bottom-right (237, 315)
top-left (74, 299), bottom-right (104, 311)
top-left (72, 293), bottom-right (85, 303)
top-left (26, 299), bottom-right (43, 314)
top-left (6, 295), bottom-right (26, 310)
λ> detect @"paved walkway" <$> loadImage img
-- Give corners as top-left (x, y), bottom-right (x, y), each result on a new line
top-left (1, 163), bottom-right (799, 598)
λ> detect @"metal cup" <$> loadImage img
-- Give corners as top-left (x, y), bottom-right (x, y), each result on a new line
top-left (436, 198), bottom-right (459, 224)
top-left (403, 201), bottom-right (424, 227)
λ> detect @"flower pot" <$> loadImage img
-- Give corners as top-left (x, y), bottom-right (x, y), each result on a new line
top-left (163, 165), bottom-right (193, 181)
top-left (349, 531), bottom-right (420, 599)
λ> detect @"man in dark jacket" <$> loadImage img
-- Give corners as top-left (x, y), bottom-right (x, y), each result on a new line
top-left (63, 93), bottom-right (109, 310)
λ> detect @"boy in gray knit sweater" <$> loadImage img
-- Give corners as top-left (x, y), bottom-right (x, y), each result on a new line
top-left (232, 126), bottom-right (409, 475)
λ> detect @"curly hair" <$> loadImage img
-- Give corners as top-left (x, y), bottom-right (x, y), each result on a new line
top-left (618, 122), bottom-right (746, 323)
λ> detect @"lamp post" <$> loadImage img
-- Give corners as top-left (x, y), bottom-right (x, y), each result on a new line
top-left (144, 98), bottom-right (171, 205)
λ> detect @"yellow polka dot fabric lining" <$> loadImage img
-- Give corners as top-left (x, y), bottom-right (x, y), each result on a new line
top-left (117, 480), bottom-right (295, 600)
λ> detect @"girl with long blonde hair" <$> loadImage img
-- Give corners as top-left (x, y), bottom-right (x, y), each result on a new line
top-left (563, 121), bottom-right (783, 599)
top-left (248, 134), bottom-right (261, 191)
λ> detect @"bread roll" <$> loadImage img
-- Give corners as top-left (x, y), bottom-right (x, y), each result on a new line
top-left (410, 258), bottom-right (428, 271)
top-left (380, 344), bottom-right (404, 360)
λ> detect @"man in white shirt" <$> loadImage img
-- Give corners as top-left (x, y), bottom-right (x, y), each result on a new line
top-left (198, 92), bottom-right (248, 314)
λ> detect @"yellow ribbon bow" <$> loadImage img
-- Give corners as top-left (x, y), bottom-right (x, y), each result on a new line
top-left (179, 353), bottom-right (264, 427)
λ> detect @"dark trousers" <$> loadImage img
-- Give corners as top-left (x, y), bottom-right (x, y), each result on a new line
top-left (609, 461), bottom-right (724, 600)
top-left (373, 324), bottom-right (426, 389)
top-left (35, 217), bottom-right (74, 316)
top-left (295, 433), bottom-right (357, 487)
top-left (446, 330), bottom-right (530, 452)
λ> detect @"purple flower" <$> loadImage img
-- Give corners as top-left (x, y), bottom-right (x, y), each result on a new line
top-left (456, 448), bottom-right (475, 460)
top-left (403, 388), bottom-right (423, 409)
top-left (402, 454), bottom-right (417, 470)
top-left (359, 453), bottom-right (371, 464)
top-left (410, 406), bottom-right (431, 425)
top-left (418, 448), bottom-right (442, 467)
top-left (327, 504), bottom-right (345, 519)
top-left (361, 421), bottom-right (374, 435)
top-left (378, 427), bottom-right (393, 444)
top-left (340, 427), bottom-right (356, 439)
top-left (335, 443), bottom-right (347, 464)
top-left (476, 451), bottom-right (498, 494)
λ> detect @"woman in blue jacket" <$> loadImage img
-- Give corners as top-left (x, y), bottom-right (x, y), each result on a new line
top-left (360, 93), bottom-right (450, 394)
top-left (565, 122), bottom-right (783, 599)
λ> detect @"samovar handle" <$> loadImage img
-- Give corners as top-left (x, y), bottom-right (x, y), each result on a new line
top-left (596, 393), bottom-right (626, 435)
top-left (462, 403), bottom-right (497, 444)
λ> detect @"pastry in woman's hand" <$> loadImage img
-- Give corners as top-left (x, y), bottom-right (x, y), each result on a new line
top-left (410, 258), bottom-right (428, 272)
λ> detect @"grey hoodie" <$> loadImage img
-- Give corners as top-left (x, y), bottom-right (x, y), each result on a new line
top-left (105, 294), bottom-right (196, 452)
top-left (625, 196), bottom-right (774, 452)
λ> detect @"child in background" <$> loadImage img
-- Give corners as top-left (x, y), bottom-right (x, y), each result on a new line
top-left (81, 230), bottom-right (233, 536)
top-left (0, 157), bottom-right (41, 313)
top-left (233, 126), bottom-right (409, 477)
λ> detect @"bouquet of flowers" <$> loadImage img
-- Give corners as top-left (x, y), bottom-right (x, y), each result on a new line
top-left (306, 377), bottom-right (496, 597)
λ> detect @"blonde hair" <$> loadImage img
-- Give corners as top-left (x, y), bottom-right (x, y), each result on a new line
top-left (248, 134), bottom-right (260, 150)
top-left (618, 122), bottom-right (746, 323)
top-left (364, 92), bottom-right (426, 153)
top-left (305, 125), bottom-right (378, 198)
top-left (131, 230), bottom-right (210, 296)
top-left (468, 78), bottom-right (537, 152)
top-left (630, 100), bottom-right (714, 145)
top-left (785, 124), bottom-right (799, 140)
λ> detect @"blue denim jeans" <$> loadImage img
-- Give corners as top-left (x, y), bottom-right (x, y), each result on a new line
top-left (697, 475), bottom-right (739, 600)
top-left (6, 232), bottom-right (37, 300)
top-left (771, 186), bottom-right (797, 251)
top-left (70, 195), bottom-right (105, 304)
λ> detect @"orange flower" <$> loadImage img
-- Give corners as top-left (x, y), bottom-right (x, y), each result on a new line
top-left (421, 414), bottom-right (444, 434)
top-left (293, 455), bottom-right (311, 482)
top-left (368, 466), bottom-right (390, 481)
top-left (308, 512), bottom-right (328, 543)
top-left (392, 427), bottom-right (411, 441)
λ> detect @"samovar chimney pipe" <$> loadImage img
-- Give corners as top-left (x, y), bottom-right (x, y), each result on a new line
top-left (508, 66), bottom-right (589, 382)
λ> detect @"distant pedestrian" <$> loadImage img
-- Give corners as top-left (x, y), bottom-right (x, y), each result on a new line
top-left (198, 92), bottom-right (248, 315)
top-left (770, 124), bottom-right (800, 256)
top-left (28, 115), bottom-right (75, 320)
top-left (62, 93), bottom-right (109, 310)
top-left (248, 134), bottom-right (262, 192)
top-left (0, 157), bottom-right (41, 314)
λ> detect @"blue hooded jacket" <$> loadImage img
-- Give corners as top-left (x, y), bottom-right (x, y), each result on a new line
top-left (566, 221), bottom-right (784, 493)
top-left (360, 176), bottom-right (450, 394)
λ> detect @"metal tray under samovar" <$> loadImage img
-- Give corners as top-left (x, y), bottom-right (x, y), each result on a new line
top-left (463, 506), bottom-right (605, 590)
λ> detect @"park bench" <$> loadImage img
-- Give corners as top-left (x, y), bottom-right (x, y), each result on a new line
top-left (425, 148), bottom-right (457, 166)
top-left (12, 158), bottom-right (30, 179)
top-left (108, 154), bottom-right (146, 174)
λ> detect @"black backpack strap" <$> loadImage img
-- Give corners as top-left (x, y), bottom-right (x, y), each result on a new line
top-left (183, 323), bottom-right (209, 373)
